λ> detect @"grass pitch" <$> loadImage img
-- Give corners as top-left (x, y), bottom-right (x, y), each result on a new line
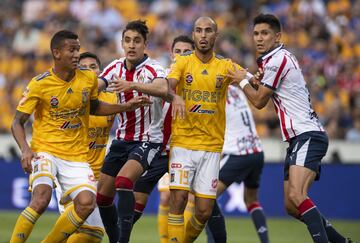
top-left (0, 211), bottom-right (359, 242)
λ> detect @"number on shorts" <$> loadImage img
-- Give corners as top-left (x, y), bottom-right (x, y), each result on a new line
top-left (179, 170), bottom-right (189, 185)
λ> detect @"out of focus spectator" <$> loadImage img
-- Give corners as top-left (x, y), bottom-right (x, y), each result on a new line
top-left (0, 0), bottom-right (358, 141)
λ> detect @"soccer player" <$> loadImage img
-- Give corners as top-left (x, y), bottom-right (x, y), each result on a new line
top-left (9, 30), bottom-right (150, 243)
top-left (206, 85), bottom-right (268, 243)
top-left (156, 17), bottom-right (248, 243)
top-left (228, 13), bottom-right (353, 243)
top-left (95, 20), bottom-right (168, 243)
top-left (54, 52), bottom-right (118, 243)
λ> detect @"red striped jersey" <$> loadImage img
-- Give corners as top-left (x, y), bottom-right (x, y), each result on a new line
top-left (99, 55), bottom-right (166, 142)
top-left (222, 86), bottom-right (262, 155)
top-left (257, 44), bottom-right (324, 141)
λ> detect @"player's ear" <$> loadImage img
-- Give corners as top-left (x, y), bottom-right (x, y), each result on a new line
top-left (52, 48), bottom-right (61, 60)
top-left (275, 32), bottom-right (281, 43)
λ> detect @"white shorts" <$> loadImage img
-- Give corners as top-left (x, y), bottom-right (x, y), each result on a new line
top-left (157, 173), bottom-right (170, 192)
top-left (55, 181), bottom-right (104, 229)
top-left (30, 152), bottom-right (96, 202)
top-left (169, 147), bottom-right (220, 199)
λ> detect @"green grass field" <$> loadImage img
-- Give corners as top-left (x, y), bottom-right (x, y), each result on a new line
top-left (1, 211), bottom-right (359, 243)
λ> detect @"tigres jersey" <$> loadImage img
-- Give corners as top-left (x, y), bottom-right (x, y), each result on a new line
top-left (88, 91), bottom-right (117, 179)
top-left (167, 52), bottom-right (243, 152)
top-left (17, 68), bottom-right (98, 162)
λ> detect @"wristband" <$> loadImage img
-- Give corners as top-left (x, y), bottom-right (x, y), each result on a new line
top-left (239, 79), bottom-right (249, 89)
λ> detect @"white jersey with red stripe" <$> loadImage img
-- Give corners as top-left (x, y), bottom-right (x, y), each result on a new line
top-left (222, 85), bottom-right (262, 155)
top-left (258, 44), bottom-right (324, 141)
top-left (99, 55), bottom-right (166, 142)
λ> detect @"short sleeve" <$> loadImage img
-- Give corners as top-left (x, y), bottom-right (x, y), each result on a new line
top-left (90, 71), bottom-right (98, 100)
top-left (17, 79), bottom-right (41, 115)
top-left (261, 54), bottom-right (287, 91)
top-left (167, 55), bottom-right (185, 81)
top-left (99, 59), bottom-right (120, 85)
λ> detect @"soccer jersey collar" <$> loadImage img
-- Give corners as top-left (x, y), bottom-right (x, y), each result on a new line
top-left (257, 43), bottom-right (284, 64)
top-left (124, 54), bottom-right (149, 71)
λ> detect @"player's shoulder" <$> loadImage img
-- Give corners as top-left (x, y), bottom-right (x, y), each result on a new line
top-left (180, 50), bottom-right (193, 57)
top-left (34, 70), bottom-right (52, 81)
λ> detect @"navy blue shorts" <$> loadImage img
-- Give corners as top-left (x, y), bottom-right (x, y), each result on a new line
top-left (284, 131), bottom-right (328, 181)
top-left (101, 139), bottom-right (162, 177)
top-left (134, 155), bottom-right (168, 194)
top-left (219, 152), bottom-right (265, 189)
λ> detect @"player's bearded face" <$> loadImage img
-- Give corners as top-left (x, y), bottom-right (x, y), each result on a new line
top-left (193, 23), bottom-right (217, 54)
top-left (122, 30), bottom-right (146, 64)
top-left (55, 39), bottom-right (80, 70)
top-left (253, 23), bottom-right (281, 55)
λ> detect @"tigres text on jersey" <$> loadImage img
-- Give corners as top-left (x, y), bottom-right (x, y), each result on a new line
top-left (167, 52), bottom-right (243, 152)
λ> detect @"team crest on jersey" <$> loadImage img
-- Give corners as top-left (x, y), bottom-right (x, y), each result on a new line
top-left (50, 96), bottom-right (59, 108)
top-left (185, 73), bottom-right (193, 84)
top-left (215, 75), bottom-right (224, 89)
top-left (82, 89), bottom-right (89, 104)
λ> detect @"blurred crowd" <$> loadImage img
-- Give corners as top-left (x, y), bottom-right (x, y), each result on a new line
top-left (0, 0), bottom-right (359, 141)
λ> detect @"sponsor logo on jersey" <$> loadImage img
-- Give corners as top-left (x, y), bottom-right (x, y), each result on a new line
top-left (215, 75), bottom-right (224, 89)
top-left (185, 73), bottom-right (193, 84)
top-left (60, 121), bottom-right (82, 129)
top-left (265, 65), bottom-right (279, 72)
top-left (50, 96), bottom-right (59, 108)
top-left (88, 141), bottom-right (107, 149)
top-left (189, 104), bottom-right (215, 114)
top-left (171, 163), bottom-right (182, 169)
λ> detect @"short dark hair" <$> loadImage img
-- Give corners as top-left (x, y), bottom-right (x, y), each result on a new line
top-left (253, 14), bottom-right (281, 33)
top-left (50, 30), bottom-right (78, 51)
top-left (171, 35), bottom-right (195, 51)
top-left (79, 52), bottom-right (102, 69)
top-left (122, 20), bottom-right (149, 41)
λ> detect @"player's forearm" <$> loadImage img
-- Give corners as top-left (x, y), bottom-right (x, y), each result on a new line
top-left (11, 121), bottom-right (30, 153)
top-left (132, 79), bottom-right (168, 98)
top-left (242, 85), bottom-right (268, 109)
top-left (92, 101), bottom-right (131, 116)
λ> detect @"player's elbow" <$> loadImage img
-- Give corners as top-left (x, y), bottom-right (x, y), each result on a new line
top-left (252, 98), bottom-right (268, 110)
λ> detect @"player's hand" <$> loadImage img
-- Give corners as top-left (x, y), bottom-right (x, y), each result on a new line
top-left (107, 74), bottom-right (134, 92)
top-left (126, 96), bottom-right (152, 111)
top-left (172, 95), bottom-right (185, 120)
top-left (21, 147), bottom-right (35, 173)
top-left (227, 64), bottom-right (248, 85)
top-left (253, 67), bottom-right (264, 81)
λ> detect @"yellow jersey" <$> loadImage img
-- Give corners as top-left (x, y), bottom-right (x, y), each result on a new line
top-left (88, 91), bottom-right (117, 179)
top-left (17, 68), bottom-right (98, 162)
top-left (167, 52), bottom-right (242, 152)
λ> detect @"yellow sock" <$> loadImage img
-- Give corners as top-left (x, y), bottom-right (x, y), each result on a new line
top-left (67, 225), bottom-right (104, 243)
top-left (183, 202), bottom-right (195, 229)
top-left (41, 204), bottom-right (84, 243)
top-left (184, 215), bottom-right (205, 243)
top-left (10, 207), bottom-right (40, 243)
top-left (158, 205), bottom-right (169, 243)
top-left (168, 213), bottom-right (184, 243)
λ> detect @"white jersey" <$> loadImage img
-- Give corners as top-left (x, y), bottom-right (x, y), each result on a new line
top-left (258, 44), bottom-right (324, 141)
top-left (222, 86), bottom-right (262, 155)
top-left (100, 55), bottom-right (166, 142)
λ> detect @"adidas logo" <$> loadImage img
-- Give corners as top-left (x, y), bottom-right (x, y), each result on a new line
top-left (67, 88), bottom-right (73, 94)
top-left (17, 233), bottom-right (25, 239)
top-left (201, 69), bottom-right (208, 75)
